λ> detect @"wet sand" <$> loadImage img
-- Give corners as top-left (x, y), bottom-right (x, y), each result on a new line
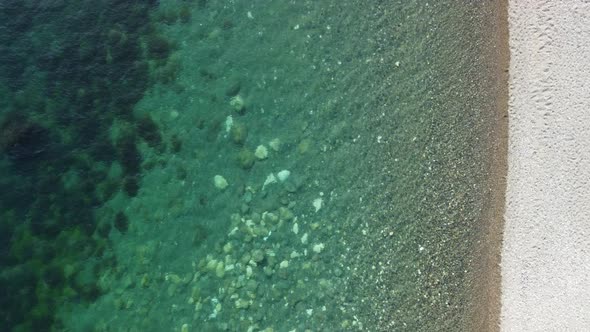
top-left (467, 1), bottom-right (509, 331)
top-left (502, 1), bottom-right (590, 330)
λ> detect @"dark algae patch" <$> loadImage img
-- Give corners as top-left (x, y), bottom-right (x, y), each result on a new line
top-left (1, 0), bottom-right (506, 331)
top-left (0, 1), bottom-right (190, 330)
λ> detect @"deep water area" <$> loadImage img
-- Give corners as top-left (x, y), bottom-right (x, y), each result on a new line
top-left (0, 1), bottom-right (504, 331)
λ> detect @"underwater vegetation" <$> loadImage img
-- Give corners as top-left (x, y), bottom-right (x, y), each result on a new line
top-left (0, 1), bottom-right (191, 330)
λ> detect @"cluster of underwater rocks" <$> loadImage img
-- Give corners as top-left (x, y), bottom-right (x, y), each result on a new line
top-left (67, 42), bottom-right (350, 332)
top-left (95, 129), bottom-right (364, 331)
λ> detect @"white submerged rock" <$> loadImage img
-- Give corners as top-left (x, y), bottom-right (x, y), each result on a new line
top-left (269, 138), bottom-right (281, 151)
top-left (312, 243), bottom-right (325, 253)
top-left (292, 222), bottom-right (299, 235)
top-left (262, 173), bottom-right (277, 189)
top-left (313, 198), bottom-right (323, 212)
top-left (225, 115), bottom-right (233, 133)
top-left (229, 95), bottom-right (245, 113)
top-left (255, 145), bottom-right (268, 160)
top-left (301, 233), bottom-right (308, 244)
top-left (277, 170), bottom-right (291, 182)
top-left (214, 175), bottom-right (228, 190)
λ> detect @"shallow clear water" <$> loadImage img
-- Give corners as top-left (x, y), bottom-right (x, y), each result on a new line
top-left (0, 1), bottom-right (502, 331)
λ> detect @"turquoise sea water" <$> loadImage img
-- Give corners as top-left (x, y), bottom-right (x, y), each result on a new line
top-left (0, 1), bottom-right (503, 331)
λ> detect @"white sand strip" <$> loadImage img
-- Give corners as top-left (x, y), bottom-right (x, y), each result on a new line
top-left (502, 1), bottom-right (590, 330)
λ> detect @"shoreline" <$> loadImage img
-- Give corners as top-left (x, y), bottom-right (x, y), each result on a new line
top-left (468, 0), bottom-right (510, 331)
top-left (502, 1), bottom-right (590, 330)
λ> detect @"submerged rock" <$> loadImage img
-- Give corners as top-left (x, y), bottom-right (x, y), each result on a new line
top-left (237, 149), bottom-right (255, 169)
top-left (255, 145), bottom-right (268, 160)
top-left (230, 95), bottom-right (246, 114)
top-left (213, 175), bottom-right (228, 190)
top-left (230, 122), bottom-right (248, 145)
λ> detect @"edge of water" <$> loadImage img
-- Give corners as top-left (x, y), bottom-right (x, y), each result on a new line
top-left (467, 0), bottom-right (509, 330)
